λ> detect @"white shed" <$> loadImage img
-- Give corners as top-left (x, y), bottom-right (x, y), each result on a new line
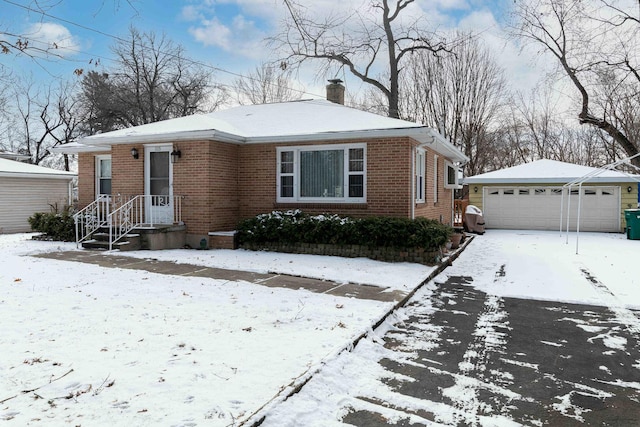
top-left (464, 159), bottom-right (639, 232)
top-left (0, 158), bottom-right (76, 233)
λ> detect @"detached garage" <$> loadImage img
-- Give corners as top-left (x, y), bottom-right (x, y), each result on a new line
top-left (0, 157), bottom-right (76, 233)
top-left (464, 159), bottom-right (638, 232)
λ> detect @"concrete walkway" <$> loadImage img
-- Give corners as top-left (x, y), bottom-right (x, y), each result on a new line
top-left (34, 250), bottom-right (408, 302)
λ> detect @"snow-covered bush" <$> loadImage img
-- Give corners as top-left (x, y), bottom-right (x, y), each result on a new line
top-left (28, 207), bottom-right (75, 241)
top-left (236, 211), bottom-right (452, 250)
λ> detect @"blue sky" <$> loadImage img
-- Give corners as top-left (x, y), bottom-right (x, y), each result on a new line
top-left (0, 0), bottom-right (538, 102)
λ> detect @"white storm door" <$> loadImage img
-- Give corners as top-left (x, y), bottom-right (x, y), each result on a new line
top-left (144, 145), bottom-right (173, 224)
top-left (95, 155), bottom-right (112, 223)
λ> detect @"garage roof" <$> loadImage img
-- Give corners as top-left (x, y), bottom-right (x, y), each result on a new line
top-left (464, 159), bottom-right (638, 184)
top-left (0, 157), bottom-right (76, 180)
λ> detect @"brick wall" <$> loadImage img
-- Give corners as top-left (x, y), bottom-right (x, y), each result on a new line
top-left (77, 152), bottom-right (95, 208)
top-left (237, 137), bottom-right (417, 220)
top-left (76, 136), bottom-right (457, 237)
top-left (414, 150), bottom-right (455, 226)
top-left (174, 140), bottom-right (240, 237)
top-left (112, 145), bottom-right (144, 196)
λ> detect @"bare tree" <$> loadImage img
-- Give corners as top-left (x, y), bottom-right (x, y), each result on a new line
top-left (79, 27), bottom-right (224, 131)
top-left (495, 86), bottom-right (621, 170)
top-left (395, 32), bottom-right (508, 175)
top-left (7, 77), bottom-right (82, 167)
top-left (233, 63), bottom-right (302, 105)
top-left (511, 0), bottom-right (640, 166)
top-left (272, 0), bottom-right (453, 118)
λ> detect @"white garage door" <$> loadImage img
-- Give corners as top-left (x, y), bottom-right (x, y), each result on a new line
top-left (483, 186), bottom-right (620, 232)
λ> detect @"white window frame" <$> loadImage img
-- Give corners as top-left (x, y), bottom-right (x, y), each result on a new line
top-left (415, 148), bottom-right (426, 203)
top-left (433, 154), bottom-right (439, 204)
top-left (276, 143), bottom-right (367, 203)
top-left (95, 154), bottom-right (112, 197)
top-left (444, 161), bottom-right (462, 189)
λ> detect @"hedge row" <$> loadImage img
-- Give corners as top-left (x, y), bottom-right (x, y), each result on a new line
top-left (236, 210), bottom-right (452, 251)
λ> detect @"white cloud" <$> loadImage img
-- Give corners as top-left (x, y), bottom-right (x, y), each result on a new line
top-left (180, 5), bottom-right (203, 22)
top-left (189, 17), bottom-right (233, 50)
top-left (23, 22), bottom-right (80, 58)
top-left (188, 9), bottom-right (269, 60)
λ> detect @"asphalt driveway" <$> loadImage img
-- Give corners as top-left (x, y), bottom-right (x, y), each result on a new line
top-left (343, 275), bottom-right (640, 426)
top-left (259, 231), bottom-right (640, 426)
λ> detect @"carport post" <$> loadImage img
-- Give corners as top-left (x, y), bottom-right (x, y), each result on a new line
top-left (576, 183), bottom-right (583, 254)
top-left (565, 184), bottom-right (572, 244)
top-left (560, 187), bottom-right (565, 237)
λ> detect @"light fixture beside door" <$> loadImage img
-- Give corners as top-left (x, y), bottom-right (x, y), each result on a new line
top-left (171, 147), bottom-right (182, 163)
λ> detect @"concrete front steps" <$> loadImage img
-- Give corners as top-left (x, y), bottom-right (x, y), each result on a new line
top-left (82, 224), bottom-right (186, 251)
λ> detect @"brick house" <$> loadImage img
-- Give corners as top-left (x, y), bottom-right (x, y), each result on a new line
top-left (57, 85), bottom-right (468, 249)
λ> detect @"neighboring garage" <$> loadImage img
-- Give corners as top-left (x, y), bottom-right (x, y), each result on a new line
top-left (0, 157), bottom-right (76, 233)
top-left (464, 159), bottom-right (639, 232)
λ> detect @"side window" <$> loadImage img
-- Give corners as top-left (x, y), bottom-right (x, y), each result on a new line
top-left (444, 161), bottom-right (460, 189)
top-left (279, 150), bottom-right (295, 198)
top-left (415, 149), bottom-right (425, 203)
top-left (433, 154), bottom-right (439, 203)
top-left (348, 148), bottom-right (365, 198)
top-left (96, 155), bottom-right (112, 196)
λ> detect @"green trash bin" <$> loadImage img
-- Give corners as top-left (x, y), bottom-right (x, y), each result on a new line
top-left (625, 209), bottom-right (640, 240)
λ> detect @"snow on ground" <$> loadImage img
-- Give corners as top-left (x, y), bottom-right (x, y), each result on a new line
top-left (443, 230), bottom-right (639, 308)
top-left (0, 234), bottom-right (432, 426)
top-left (118, 247), bottom-right (434, 291)
top-left (3, 230), bottom-right (638, 426)
top-left (259, 230), bottom-right (640, 426)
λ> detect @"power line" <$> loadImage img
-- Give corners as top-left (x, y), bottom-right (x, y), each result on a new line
top-left (0, 0), bottom-right (326, 99)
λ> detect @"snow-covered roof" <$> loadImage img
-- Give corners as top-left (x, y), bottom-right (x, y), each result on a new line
top-left (55, 99), bottom-right (468, 163)
top-left (0, 157), bottom-right (76, 180)
top-left (464, 159), bottom-right (638, 184)
top-left (0, 150), bottom-right (31, 161)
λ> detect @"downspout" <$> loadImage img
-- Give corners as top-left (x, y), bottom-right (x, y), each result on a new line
top-left (68, 179), bottom-right (74, 207)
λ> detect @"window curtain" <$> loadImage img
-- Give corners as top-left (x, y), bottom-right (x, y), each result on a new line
top-left (300, 150), bottom-right (344, 197)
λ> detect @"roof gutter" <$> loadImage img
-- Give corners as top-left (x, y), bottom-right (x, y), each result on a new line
top-left (463, 177), bottom-right (638, 184)
top-left (78, 129), bottom-right (243, 146)
top-left (0, 171), bottom-right (76, 180)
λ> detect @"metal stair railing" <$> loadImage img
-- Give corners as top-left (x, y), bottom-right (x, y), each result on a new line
top-left (107, 195), bottom-right (183, 250)
top-left (107, 195), bottom-right (143, 251)
top-left (73, 195), bottom-right (112, 247)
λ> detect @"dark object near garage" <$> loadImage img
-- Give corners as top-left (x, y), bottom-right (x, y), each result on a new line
top-left (465, 205), bottom-right (485, 234)
top-left (625, 209), bottom-right (640, 240)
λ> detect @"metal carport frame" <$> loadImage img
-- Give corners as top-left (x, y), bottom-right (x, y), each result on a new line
top-left (560, 153), bottom-right (640, 254)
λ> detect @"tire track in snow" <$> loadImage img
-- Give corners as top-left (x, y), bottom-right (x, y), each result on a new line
top-left (580, 267), bottom-right (640, 336)
top-left (441, 281), bottom-right (512, 426)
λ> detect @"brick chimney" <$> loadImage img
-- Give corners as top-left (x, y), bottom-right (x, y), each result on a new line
top-left (326, 79), bottom-right (345, 105)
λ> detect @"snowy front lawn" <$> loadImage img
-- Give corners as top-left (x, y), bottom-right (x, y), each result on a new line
top-left (0, 234), bottom-right (432, 426)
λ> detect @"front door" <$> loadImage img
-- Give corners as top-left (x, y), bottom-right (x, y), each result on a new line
top-left (144, 145), bottom-right (173, 224)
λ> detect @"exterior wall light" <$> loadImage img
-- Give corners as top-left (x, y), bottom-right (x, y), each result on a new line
top-left (171, 148), bottom-right (182, 163)
top-left (131, 147), bottom-right (139, 159)
top-left (628, 186), bottom-right (633, 193)
top-left (474, 186), bottom-right (478, 193)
